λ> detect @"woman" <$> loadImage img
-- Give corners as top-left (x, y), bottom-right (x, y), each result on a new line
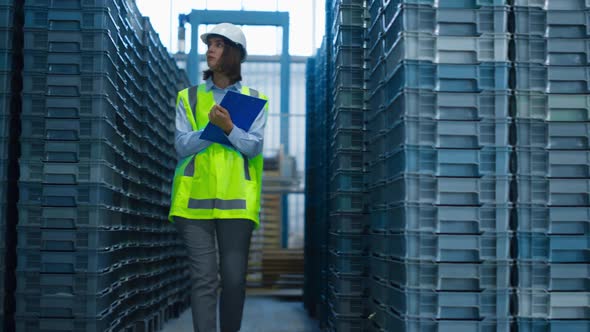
top-left (168, 22), bottom-right (268, 332)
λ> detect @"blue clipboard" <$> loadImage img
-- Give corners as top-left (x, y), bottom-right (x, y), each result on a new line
top-left (201, 90), bottom-right (267, 147)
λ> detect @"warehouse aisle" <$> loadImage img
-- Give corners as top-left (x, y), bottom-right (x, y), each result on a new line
top-left (161, 293), bottom-right (321, 332)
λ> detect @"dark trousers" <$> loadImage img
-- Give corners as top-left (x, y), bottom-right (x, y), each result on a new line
top-left (174, 217), bottom-right (254, 332)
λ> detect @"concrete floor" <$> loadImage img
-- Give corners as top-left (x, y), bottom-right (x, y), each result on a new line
top-left (161, 291), bottom-right (321, 332)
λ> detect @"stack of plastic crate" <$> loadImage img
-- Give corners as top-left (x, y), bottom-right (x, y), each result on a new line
top-left (513, 0), bottom-right (590, 330)
top-left (327, 1), bottom-right (368, 331)
top-left (365, 0), bottom-right (512, 330)
top-left (0, 0), bottom-right (17, 328)
top-left (15, 0), bottom-right (188, 331)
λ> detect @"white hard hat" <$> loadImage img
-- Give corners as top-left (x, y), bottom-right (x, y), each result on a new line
top-left (201, 23), bottom-right (247, 62)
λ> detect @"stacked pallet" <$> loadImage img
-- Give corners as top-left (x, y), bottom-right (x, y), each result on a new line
top-left (513, 0), bottom-right (590, 330)
top-left (10, 0), bottom-right (190, 331)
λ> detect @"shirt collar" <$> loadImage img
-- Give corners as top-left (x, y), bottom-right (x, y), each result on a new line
top-left (205, 77), bottom-right (242, 93)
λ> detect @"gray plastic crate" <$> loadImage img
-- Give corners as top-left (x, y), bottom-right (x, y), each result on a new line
top-left (517, 289), bottom-right (590, 319)
top-left (515, 0), bottom-right (590, 9)
top-left (23, 29), bottom-right (119, 53)
top-left (24, 7), bottom-right (120, 32)
top-left (517, 176), bottom-right (590, 206)
top-left (381, 4), bottom-right (509, 37)
top-left (333, 66), bottom-right (364, 89)
top-left (516, 119), bottom-right (590, 149)
top-left (22, 72), bottom-right (119, 98)
top-left (373, 231), bottom-right (512, 261)
top-left (0, 5), bottom-right (13, 28)
top-left (370, 89), bottom-right (509, 122)
top-left (371, 118), bottom-right (510, 150)
top-left (516, 205), bottom-right (590, 234)
top-left (19, 160), bottom-right (139, 186)
top-left (21, 93), bottom-right (120, 118)
top-left (369, 146), bottom-right (511, 179)
top-left (329, 269), bottom-right (365, 296)
top-left (514, 36), bottom-right (590, 66)
top-left (515, 63), bottom-right (590, 93)
top-left (24, 50), bottom-right (122, 75)
top-left (369, 174), bottom-right (511, 206)
top-left (328, 285), bottom-right (366, 317)
top-left (334, 46), bottom-right (363, 68)
top-left (370, 60), bottom-right (509, 93)
top-left (514, 7), bottom-right (590, 38)
top-left (515, 92), bottom-right (590, 121)
top-left (329, 192), bottom-right (365, 214)
top-left (391, 287), bottom-right (511, 319)
top-left (383, 32), bottom-right (509, 65)
top-left (389, 259), bottom-right (511, 290)
top-left (518, 262), bottom-right (590, 291)
top-left (516, 318), bottom-right (590, 332)
top-left (517, 232), bottom-right (590, 262)
top-left (332, 4), bottom-right (364, 28)
top-left (370, 203), bottom-right (511, 233)
top-left (516, 148), bottom-right (590, 178)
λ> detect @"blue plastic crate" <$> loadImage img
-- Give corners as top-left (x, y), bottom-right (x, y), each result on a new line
top-left (16, 225), bottom-right (172, 251)
top-left (515, 63), bottom-right (590, 93)
top-left (330, 150), bottom-right (364, 172)
top-left (390, 286), bottom-right (511, 320)
top-left (329, 213), bottom-right (367, 234)
top-left (517, 262), bottom-right (590, 291)
top-left (328, 285), bottom-right (366, 317)
top-left (370, 203), bottom-right (511, 233)
top-left (0, 27), bottom-right (12, 49)
top-left (332, 25), bottom-right (364, 48)
top-left (517, 205), bottom-right (590, 234)
top-left (389, 259), bottom-right (511, 291)
top-left (516, 119), bottom-right (590, 149)
top-left (515, 36), bottom-right (590, 66)
top-left (329, 249), bottom-right (368, 274)
top-left (370, 60), bottom-right (509, 93)
top-left (515, 0), bottom-right (590, 9)
top-left (332, 128), bottom-right (364, 151)
top-left (373, 231), bottom-right (512, 262)
top-left (369, 174), bottom-right (511, 206)
top-left (0, 5), bottom-right (13, 28)
top-left (380, 4), bottom-right (508, 37)
top-left (329, 192), bottom-right (365, 213)
top-left (515, 92), bottom-right (590, 121)
top-left (329, 232), bottom-right (366, 255)
top-left (370, 118), bottom-right (510, 150)
top-left (517, 318), bottom-right (590, 332)
top-left (334, 46), bottom-right (364, 68)
top-left (329, 268), bottom-right (366, 296)
top-left (369, 146), bottom-right (512, 179)
top-left (370, 89), bottom-right (509, 122)
top-left (24, 50), bottom-right (122, 75)
top-left (332, 108), bottom-right (363, 130)
top-left (21, 93), bottom-right (120, 118)
top-left (514, 7), bottom-right (590, 38)
top-left (516, 148), bottom-right (590, 178)
top-left (517, 232), bottom-right (590, 262)
top-left (517, 289), bottom-right (590, 319)
top-left (331, 171), bottom-right (364, 192)
top-left (15, 310), bottom-right (120, 332)
top-left (378, 0), bottom-right (507, 8)
top-left (383, 32), bottom-right (509, 66)
top-left (517, 176), bottom-right (590, 206)
top-left (22, 72), bottom-right (119, 98)
top-left (24, 7), bottom-right (120, 31)
top-left (327, 309), bottom-right (366, 332)
top-left (387, 310), bottom-right (511, 332)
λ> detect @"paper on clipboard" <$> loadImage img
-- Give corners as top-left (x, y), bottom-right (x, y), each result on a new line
top-left (201, 90), bottom-right (267, 147)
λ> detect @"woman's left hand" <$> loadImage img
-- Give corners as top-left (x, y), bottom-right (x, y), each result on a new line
top-left (208, 104), bottom-right (234, 135)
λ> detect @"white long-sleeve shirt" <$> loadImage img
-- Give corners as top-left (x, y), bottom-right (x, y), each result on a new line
top-left (174, 78), bottom-right (267, 160)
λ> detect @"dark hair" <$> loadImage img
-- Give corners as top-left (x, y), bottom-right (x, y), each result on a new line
top-left (203, 36), bottom-right (243, 83)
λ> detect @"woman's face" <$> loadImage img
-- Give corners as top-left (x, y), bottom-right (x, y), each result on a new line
top-left (206, 37), bottom-right (225, 70)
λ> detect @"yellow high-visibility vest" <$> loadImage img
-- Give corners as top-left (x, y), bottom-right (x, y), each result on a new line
top-left (168, 83), bottom-right (268, 226)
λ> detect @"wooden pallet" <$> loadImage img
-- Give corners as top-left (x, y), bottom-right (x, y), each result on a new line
top-left (261, 249), bottom-right (304, 288)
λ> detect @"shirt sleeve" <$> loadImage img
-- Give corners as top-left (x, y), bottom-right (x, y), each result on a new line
top-left (226, 103), bottom-right (267, 158)
top-left (174, 94), bottom-right (212, 159)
